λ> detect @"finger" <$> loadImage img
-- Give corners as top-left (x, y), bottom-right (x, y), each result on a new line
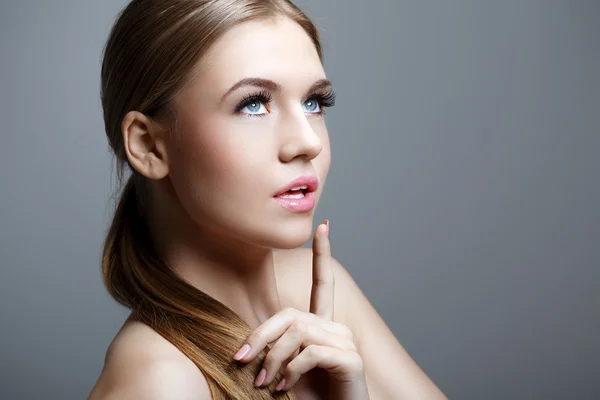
top-left (276, 349), bottom-right (299, 387)
top-left (322, 322), bottom-right (357, 345)
top-left (233, 307), bottom-right (298, 362)
top-left (233, 307), bottom-right (343, 363)
top-left (276, 345), bottom-right (364, 392)
top-left (310, 220), bottom-right (335, 321)
top-left (259, 321), bottom-right (356, 387)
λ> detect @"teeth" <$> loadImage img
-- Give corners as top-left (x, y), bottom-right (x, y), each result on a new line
top-left (290, 186), bottom-right (308, 191)
top-left (278, 192), bottom-right (305, 199)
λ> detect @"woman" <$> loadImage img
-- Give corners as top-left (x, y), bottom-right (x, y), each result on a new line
top-left (89, 0), bottom-right (447, 399)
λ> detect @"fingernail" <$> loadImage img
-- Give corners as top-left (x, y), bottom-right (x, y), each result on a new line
top-left (254, 368), bottom-right (266, 387)
top-left (324, 219), bottom-right (329, 237)
top-left (276, 378), bottom-right (287, 391)
top-left (233, 344), bottom-right (251, 361)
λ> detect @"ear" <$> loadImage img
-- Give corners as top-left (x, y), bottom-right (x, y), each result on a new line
top-left (121, 110), bottom-right (170, 180)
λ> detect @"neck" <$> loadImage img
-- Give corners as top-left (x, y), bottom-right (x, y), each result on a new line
top-left (147, 182), bottom-right (283, 329)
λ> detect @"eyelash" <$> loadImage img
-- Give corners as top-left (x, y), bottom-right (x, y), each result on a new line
top-left (233, 89), bottom-right (336, 118)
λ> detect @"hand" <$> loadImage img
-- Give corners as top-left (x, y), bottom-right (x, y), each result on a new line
top-left (233, 220), bottom-right (370, 399)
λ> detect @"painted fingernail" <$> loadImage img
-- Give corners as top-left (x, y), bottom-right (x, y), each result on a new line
top-left (233, 344), bottom-right (251, 361)
top-left (276, 378), bottom-right (287, 391)
top-left (254, 368), bottom-right (266, 387)
top-left (324, 219), bottom-right (329, 237)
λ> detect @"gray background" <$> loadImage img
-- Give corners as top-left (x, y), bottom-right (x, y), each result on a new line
top-left (1, 0), bottom-right (598, 399)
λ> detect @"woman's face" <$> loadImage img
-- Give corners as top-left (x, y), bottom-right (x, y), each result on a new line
top-left (164, 17), bottom-right (333, 249)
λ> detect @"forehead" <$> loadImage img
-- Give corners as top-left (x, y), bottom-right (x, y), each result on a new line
top-left (186, 17), bottom-right (325, 96)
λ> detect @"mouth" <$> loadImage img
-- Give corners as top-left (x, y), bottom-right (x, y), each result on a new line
top-left (273, 175), bottom-right (319, 198)
top-left (273, 175), bottom-right (319, 213)
top-left (276, 187), bottom-right (309, 200)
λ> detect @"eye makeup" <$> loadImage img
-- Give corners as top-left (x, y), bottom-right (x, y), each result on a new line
top-left (233, 89), bottom-right (273, 114)
top-left (305, 88), bottom-right (336, 111)
top-left (233, 88), bottom-right (337, 118)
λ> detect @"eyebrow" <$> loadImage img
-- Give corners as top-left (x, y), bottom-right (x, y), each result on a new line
top-left (221, 77), bottom-right (333, 103)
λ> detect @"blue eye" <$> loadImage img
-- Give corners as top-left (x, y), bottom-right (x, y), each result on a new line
top-left (302, 99), bottom-right (321, 113)
top-left (242, 101), bottom-right (268, 115)
top-left (235, 90), bottom-right (272, 117)
top-left (234, 90), bottom-right (335, 118)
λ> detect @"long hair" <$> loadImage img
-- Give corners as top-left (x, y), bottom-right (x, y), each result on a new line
top-left (99, 1), bottom-right (323, 398)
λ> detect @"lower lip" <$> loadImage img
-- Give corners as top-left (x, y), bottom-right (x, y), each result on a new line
top-left (273, 191), bottom-right (315, 212)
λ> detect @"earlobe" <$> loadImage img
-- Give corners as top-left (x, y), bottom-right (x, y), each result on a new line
top-left (121, 110), bottom-right (170, 180)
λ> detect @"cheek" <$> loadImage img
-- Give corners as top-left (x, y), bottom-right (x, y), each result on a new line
top-left (167, 118), bottom-right (274, 212)
top-left (173, 115), bottom-right (257, 175)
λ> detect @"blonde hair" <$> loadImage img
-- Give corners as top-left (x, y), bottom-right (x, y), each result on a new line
top-left (99, 0), bottom-right (323, 398)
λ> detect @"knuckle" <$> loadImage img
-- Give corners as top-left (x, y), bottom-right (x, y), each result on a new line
top-left (264, 351), bottom-right (278, 368)
top-left (284, 364), bottom-right (299, 382)
top-left (313, 277), bottom-right (335, 287)
top-left (283, 307), bottom-right (297, 317)
top-left (304, 344), bottom-right (320, 359)
top-left (285, 356), bottom-right (300, 376)
top-left (290, 320), bottom-right (309, 335)
top-left (342, 325), bottom-right (354, 341)
top-left (249, 329), bottom-right (266, 344)
top-left (330, 322), bottom-right (355, 342)
top-left (348, 341), bottom-right (357, 352)
top-left (348, 352), bottom-right (364, 372)
top-left (285, 358), bottom-right (298, 374)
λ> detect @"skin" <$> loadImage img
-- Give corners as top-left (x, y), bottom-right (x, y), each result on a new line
top-left (89, 16), bottom-right (448, 400)
top-left (235, 221), bottom-right (369, 397)
top-left (124, 16), bottom-right (331, 329)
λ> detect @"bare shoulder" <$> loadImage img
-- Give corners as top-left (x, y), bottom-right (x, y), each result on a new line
top-left (273, 247), bottom-right (355, 327)
top-left (88, 317), bottom-right (211, 400)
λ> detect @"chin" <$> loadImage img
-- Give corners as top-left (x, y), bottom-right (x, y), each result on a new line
top-left (254, 217), bottom-right (315, 250)
top-left (271, 232), bottom-right (312, 249)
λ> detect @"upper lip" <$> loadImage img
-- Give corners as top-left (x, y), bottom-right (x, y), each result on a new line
top-left (274, 175), bottom-right (319, 196)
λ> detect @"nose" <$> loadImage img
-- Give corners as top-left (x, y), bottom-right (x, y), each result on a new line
top-left (278, 109), bottom-right (323, 163)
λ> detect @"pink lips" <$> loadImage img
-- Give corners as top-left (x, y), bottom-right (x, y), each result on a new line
top-left (273, 175), bottom-right (319, 213)
top-left (274, 176), bottom-right (319, 196)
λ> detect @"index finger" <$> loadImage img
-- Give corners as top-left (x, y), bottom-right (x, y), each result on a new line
top-left (309, 219), bottom-right (335, 321)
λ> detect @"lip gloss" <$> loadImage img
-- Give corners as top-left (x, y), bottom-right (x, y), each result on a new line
top-left (273, 191), bottom-right (315, 212)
